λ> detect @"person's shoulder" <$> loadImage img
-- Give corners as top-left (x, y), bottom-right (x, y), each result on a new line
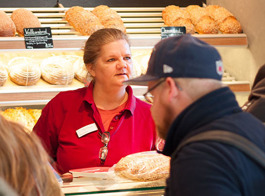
top-left (135, 97), bottom-right (152, 108)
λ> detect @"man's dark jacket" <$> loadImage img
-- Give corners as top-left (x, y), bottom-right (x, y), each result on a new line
top-left (163, 87), bottom-right (265, 196)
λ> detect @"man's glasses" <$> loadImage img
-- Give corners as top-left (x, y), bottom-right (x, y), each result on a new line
top-left (99, 131), bottom-right (110, 165)
top-left (143, 78), bottom-right (166, 103)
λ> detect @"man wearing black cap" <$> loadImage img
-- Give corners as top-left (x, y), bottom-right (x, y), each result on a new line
top-left (125, 34), bottom-right (265, 196)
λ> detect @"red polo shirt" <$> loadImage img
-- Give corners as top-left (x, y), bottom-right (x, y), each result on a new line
top-left (33, 83), bottom-right (156, 174)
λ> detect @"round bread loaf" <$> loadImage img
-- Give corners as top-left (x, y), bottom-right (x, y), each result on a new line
top-left (0, 62), bottom-right (8, 86)
top-left (65, 7), bottom-right (104, 36)
top-left (64, 55), bottom-right (90, 84)
top-left (11, 8), bottom-right (41, 36)
top-left (114, 151), bottom-right (170, 181)
top-left (0, 10), bottom-right (16, 37)
top-left (41, 56), bottom-right (74, 85)
top-left (8, 57), bottom-right (41, 86)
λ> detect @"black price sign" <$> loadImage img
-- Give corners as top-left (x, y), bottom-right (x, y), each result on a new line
top-left (161, 26), bottom-right (186, 39)
top-left (24, 27), bottom-right (54, 49)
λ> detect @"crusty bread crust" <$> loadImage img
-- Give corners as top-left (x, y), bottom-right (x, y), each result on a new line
top-left (0, 10), bottom-right (16, 37)
top-left (11, 8), bottom-right (41, 36)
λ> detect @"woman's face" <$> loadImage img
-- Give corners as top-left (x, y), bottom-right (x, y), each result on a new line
top-left (90, 39), bottom-right (133, 87)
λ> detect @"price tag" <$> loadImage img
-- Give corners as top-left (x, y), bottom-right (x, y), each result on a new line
top-left (161, 26), bottom-right (186, 39)
top-left (23, 27), bottom-right (54, 49)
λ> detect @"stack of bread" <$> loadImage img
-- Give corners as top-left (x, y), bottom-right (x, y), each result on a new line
top-left (1, 107), bottom-right (41, 132)
top-left (162, 5), bottom-right (242, 34)
top-left (92, 5), bottom-right (126, 33)
top-left (7, 57), bottom-right (41, 86)
top-left (41, 56), bottom-right (75, 85)
top-left (0, 10), bottom-right (16, 37)
top-left (65, 6), bottom-right (104, 36)
top-left (0, 62), bottom-right (8, 86)
top-left (11, 8), bottom-right (41, 36)
top-left (114, 151), bottom-right (170, 181)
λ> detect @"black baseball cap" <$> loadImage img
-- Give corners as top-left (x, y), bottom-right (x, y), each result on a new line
top-left (125, 34), bottom-right (223, 85)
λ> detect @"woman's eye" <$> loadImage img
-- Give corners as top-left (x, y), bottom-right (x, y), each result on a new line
top-left (107, 58), bottom-right (115, 62)
top-left (124, 56), bottom-right (131, 60)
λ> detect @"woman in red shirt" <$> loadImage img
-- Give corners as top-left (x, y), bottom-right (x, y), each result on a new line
top-left (33, 28), bottom-right (157, 174)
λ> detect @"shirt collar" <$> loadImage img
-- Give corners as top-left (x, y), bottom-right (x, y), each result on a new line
top-left (83, 82), bottom-right (136, 115)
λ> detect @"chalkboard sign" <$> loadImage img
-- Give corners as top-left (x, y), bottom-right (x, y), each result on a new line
top-left (161, 27), bottom-right (186, 39)
top-left (23, 27), bottom-right (54, 49)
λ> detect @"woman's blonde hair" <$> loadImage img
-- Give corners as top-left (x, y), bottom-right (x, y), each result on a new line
top-left (83, 28), bottom-right (130, 65)
top-left (0, 114), bottom-right (63, 196)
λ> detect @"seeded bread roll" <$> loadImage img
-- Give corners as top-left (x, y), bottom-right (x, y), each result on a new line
top-left (11, 8), bottom-right (41, 36)
top-left (8, 57), bottom-right (41, 86)
top-left (103, 19), bottom-right (126, 33)
top-left (163, 7), bottom-right (190, 26)
top-left (92, 5), bottom-right (126, 32)
top-left (0, 10), bottom-right (16, 37)
top-left (171, 18), bottom-right (195, 34)
top-left (196, 15), bottom-right (218, 34)
top-left (219, 16), bottom-right (242, 34)
top-left (205, 5), bottom-right (220, 18)
top-left (211, 7), bottom-right (233, 24)
top-left (65, 6), bottom-right (104, 36)
top-left (91, 5), bottom-right (110, 16)
top-left (186, 6), bottom-right (208, 25)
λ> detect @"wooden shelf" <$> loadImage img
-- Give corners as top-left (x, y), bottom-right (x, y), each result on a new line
top-left (0, 7), bottom-right (248, 50)
top-left (0, 33), bottom-right (248, 51)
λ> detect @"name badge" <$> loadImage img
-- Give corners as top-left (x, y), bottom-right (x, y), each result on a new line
top-left (76, 123), bottom-right (98, 138)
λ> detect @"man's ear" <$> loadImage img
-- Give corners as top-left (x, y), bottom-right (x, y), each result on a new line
top-left (86, 63), bottom-right (95, 77)
top-left (165, 77), bottom-right (180, 100)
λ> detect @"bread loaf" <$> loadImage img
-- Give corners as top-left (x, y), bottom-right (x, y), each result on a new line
top-left (64, 55), bottom-right (90, 84)
top-left (92, 5), bottom-right (126, 33)
top-left (219, 16), bottom-right (242, 34)
top-left (0, 10), bottom-right (16, 37)
top-left (114, 151), bottom-right (170, 181)
top-left (41, 56), bottom-right (74, 85)
top-left (0, 62), bottom-right (8, 86)
top-left (210, 7), bottom-right (233, 25)
top-left (162, 5), bottom-right (190, 26)
top-left (11, 8), bottom-right (41, 36)
top-left (1, 107), bottom-right (36, 132)
top-left (8, 57), bottom-right (41, 86)
top-left (196, 15), bottom-right (218, 34)
top-left (65, 6), bottom-right (104, 36)
top-left (171, 18), bottom-right (195, 34)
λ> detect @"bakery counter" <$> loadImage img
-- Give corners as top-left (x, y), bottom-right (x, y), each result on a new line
top-left (61, 167), bottom-right (166, 196)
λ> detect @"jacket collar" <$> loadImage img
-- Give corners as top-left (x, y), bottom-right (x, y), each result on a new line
top-left (162, 87), bottom-right (242, 156)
